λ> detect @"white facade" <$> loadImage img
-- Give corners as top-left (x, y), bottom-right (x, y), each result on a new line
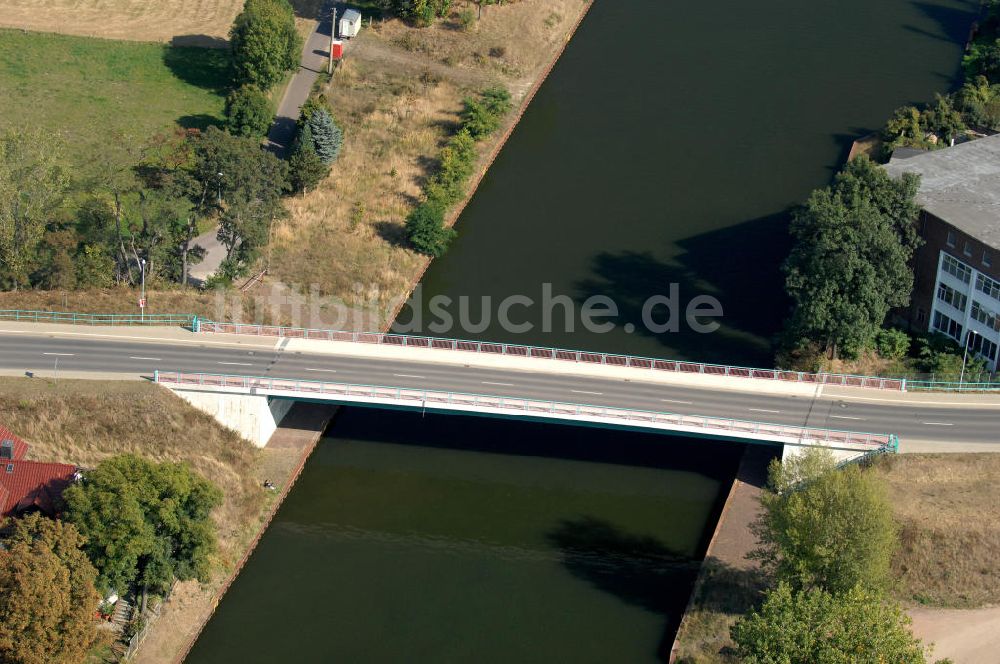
top-left (339, 9), bottom-right (362, 38)
top-left (927, 249), bottom-right (1000, 372)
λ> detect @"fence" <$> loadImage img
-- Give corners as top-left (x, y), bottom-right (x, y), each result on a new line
top-left (193, 320), bottom-right (909, 391)
top-left (0, 309), bottom-right (195, 326)
top-left (154, 370), bottom-right (895, 451)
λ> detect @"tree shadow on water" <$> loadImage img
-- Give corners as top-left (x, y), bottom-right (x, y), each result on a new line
top-left (546, 516), bottom-right (700, 661)
top-left (573, 212), bottom-right (793, 367)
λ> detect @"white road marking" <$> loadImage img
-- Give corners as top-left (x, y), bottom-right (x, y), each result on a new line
top-left (829, 394), bottom-right (1000, 408)
top-left (660, 398), bottom-right (693, 405)
top-left (218, 362), bottom-right (254, 367)
top-left (393, 373), bottom-right (425, 379)
top-left (748, 408), bottom-right (780, 413)
top-left (829, 415), bottom-right (865, 421)
top-left (129, 356), bottom-right (161, 361)
top-left (921, 422), bottom-right (954, 426)
top-left (304, 368), bottom-right (338, 373)
top-left (482, 381), bottom-right (514, 387)
top-left (571, 390), bottom-right (603, 396)
top-left (42, 352), bottom-right (74, 356)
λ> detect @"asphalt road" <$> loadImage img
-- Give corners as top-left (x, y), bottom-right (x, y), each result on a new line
top-left (1, 331), bottom-right (998, 448)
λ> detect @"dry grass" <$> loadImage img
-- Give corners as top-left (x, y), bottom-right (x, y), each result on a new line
top-left (269, 0), bottom-right (592, 325)
top-left (0, 0), bottom-right (242, 44)
top-left (0, 377), bottom-right (317, 663)
top-left (0, 377), bottom-right (265, 565)
top-left (874, 453), bottom-right (1000, 608)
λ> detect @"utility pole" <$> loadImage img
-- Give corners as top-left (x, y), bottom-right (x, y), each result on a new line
top-left (329, 5), bottom-right (336, 75)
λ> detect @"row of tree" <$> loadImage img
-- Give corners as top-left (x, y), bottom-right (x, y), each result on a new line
top-left (0, 125), bottom-right (291, 290)
top-left (0, 456), bottom-right (221, 664)
top-left (376, 0), bottom-right (518, 26)
top-left (882, 1), bottom-right (1000, 151)
top-left (405, 86), bottom-right (512, 256)
top-left (731, 450), bottom-right (937, 661)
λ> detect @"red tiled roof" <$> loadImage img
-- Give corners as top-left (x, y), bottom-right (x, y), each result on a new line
top-left (0, 460), bottom-right (77, 519)
top-left (0, 423), bottom-right (28, 461)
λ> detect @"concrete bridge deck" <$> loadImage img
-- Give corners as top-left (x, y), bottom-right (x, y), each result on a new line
top-left (0, 322), bottom-right (998, 452)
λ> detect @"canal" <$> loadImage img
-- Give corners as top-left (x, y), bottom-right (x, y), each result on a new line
top-left (185, 0), bottom-right (975, 661)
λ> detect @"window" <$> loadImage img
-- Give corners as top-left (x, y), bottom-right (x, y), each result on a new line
top-left (917, 308), bottom-right (927, 324)
top-left (964, 241), bottom-right (974, 257)
top-left (984, 251), bottom-right (993, 268)
top-left (937, 282), bottom-right (968, 312)
top-left (942, 254), bottom-right (973, 284)
top-left (976, 273), bottom-right (1000, 302)
top-left (972, 336), bottom-right (999, 362)
top-left (971, 301), bottom-right (1000, 332)
top-left (932, 310), bottom-right (963, 340)
top-left (5, 463), bottom-right (12, 474)
top-left (947, 230), bottom-right (956, 247)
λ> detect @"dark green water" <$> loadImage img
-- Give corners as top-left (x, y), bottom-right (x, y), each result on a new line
top-left (399, 0), bottom-right (976, 367)
top-left (187, 1), bottom-right (974, 661)
top-left (185, 411), bottom-right (742, 663)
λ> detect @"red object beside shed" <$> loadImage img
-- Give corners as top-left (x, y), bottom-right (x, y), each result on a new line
top-left (331, 40), bottom-right (344, 60)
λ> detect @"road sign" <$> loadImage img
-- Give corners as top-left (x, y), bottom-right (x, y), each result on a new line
top-left (139, 298), bottom-right (147, 308)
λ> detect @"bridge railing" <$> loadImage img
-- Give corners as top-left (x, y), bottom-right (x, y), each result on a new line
top-left (0, 309), bottom-right (196, 326)
top-left (193, 319), bottom-right (908, 391)
top-left (154, 370), bottom-right (895, 450)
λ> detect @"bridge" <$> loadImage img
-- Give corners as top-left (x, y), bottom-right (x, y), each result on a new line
top-left (1, 312), bottom-right (998, 458)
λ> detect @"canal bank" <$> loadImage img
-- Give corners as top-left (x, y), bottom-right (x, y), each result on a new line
top-left (132, 403), bottom-right (337, 664)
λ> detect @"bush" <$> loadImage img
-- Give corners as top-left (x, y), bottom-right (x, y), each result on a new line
top-left (405, 197), bottom-right (455, 257)
top-left (225, 85), bottom-right (273, 137)
top-left (457, 9), bottom-right (476, 31)
top-left (424, 129), bottom-right (477, 205)
top-left (461, 85), bottom-right (512, 139)
top-left (731, 583), bottom-right (929, 663)
top-left (230, 0), bottom-right (302, 89)
top-left (875, 328), bottom-right (911, 360)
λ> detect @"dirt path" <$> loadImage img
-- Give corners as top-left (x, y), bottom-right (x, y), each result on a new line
top-left (909, 606), bottom-right (1000, 663)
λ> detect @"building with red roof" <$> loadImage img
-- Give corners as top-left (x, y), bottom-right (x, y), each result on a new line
top-left (0, 425), bottom-right (77, 520)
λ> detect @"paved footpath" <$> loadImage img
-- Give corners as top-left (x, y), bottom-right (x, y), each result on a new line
top-left (266, 0), bottom-right (336, 155)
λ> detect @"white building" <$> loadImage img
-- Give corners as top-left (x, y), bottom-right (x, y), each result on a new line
top-left (339, 8), bottom-right (362, 39)
top-left (886, 136), bottom-right (1000, 372)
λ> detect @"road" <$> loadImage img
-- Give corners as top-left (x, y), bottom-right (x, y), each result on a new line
top-left (1, 327), bottom-right (998, 451)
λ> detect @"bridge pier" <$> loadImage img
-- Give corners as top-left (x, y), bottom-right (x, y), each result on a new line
top-left (164, 388), bottom-right (295, 446)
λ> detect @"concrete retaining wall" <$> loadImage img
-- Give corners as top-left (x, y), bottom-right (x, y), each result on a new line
top-left (166, 389), bottom-right (294, 446)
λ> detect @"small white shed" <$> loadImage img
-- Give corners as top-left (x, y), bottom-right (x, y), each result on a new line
top-left (339, 9), bottom-right (362, 39)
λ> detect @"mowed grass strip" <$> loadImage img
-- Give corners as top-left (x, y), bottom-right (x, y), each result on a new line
top-left (0, 29), bottom-right (229, 170)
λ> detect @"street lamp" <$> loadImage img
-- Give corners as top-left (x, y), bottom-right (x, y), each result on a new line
top-left (140, 258), bottom-right (146, 322)
top-left (960, 329), bottom-right (979, 385)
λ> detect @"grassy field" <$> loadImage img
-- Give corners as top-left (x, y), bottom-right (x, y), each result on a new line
top-left (874, 453), bottom-right (1000, 608)
top-left (0, 29), bottom-right (229, 171)
top-left (269, 0), bottom-right (593, 323)
top-left (0, 0), bottom-right (241, 44)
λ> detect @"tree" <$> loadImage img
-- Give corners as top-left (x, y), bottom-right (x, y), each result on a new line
top-left (731, 583), bottom-right (929, 663)
top-left (225, 85), bottom-right (273, 137)
top-left (752, 449), bottom-right (899, 594)
top-left (406, 196), bottom-right (455, 256)
top-left (308, 108), bottom-right (343, 165)
top-left (0, 515), bottom-right (101, 664)
top-left (783, 156), bottom-right (922, 358)
top-left (921, 94), bottom-right (965, 144)
top-left (0, 129), bottom-right (68, 289)
top-left (425, 129), bottom-right (477, 205)
top-left (188, 127), bottom-right (289, 276)
top-left (63, 454), bottom-right (222, 595)
top-left (289, 123), bottom-right (329, 193)
top-left (230, 0), bottom-right (302, 89)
